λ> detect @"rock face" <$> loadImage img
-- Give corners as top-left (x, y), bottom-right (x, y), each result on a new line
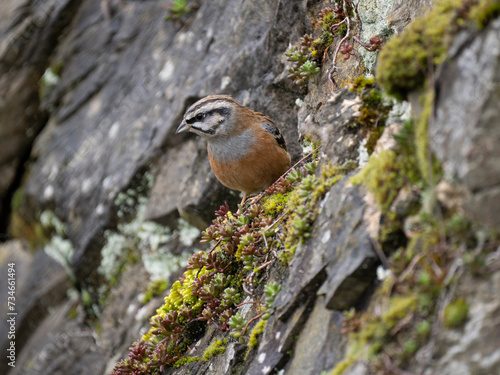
top-left (2, 0), bottom-right (500, 375)
top-left (431, 18), bottom-right (500, 230)
top-left (0, 0), bottom-right (81, 234)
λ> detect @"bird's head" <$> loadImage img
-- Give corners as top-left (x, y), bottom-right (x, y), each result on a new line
top-left (176, 95), bottom-right (240, 139)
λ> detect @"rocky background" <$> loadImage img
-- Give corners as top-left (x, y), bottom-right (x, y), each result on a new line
top-left (1, 1), bottom-right (499, 375)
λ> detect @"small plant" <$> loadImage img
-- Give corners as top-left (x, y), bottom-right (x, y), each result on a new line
top-left (164, 0), bottom-right (199, 27)
top-left (285, 34), bottom-right (319, 85)
top-left (229, 312), bottom-right (248, 343)
top-left (285, 1), bottom-right (387, 89)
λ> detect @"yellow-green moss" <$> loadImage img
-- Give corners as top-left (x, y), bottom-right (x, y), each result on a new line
top-left (173, 339), bottom-right (227, 368)
top-left (350, 150), bottom-right (401, 212)
top-left (328, 354), bottom-right (359, 375)
top-left (262, 193), bottom-right (290, 215)
top-left (416, 90), bottom-right (434, 183)
top-left (142, 267), bottom-right (207, 342)
top-left (248, 319), bottom-right (267, 350)
top-left (382, 295), bottom-right (418, 324)
top-left (202, 338), bottom-right (227, 360)
top-left (282, 162), bottom-right (347, 261)
top-left (471, 0), bottom-right (500, 29)
top-left (376, 0), bottom-right (463, 99)
top-left (173, 356), bottom-right (201, 368)
top-left (444, 297), bottom-right (469, 328)
top-left (142, 279), bottom-right (169, 304)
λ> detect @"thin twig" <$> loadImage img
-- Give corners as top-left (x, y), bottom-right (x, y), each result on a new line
top-left (329, 0), bottom-right (351, 91)
top-left (397, 253), bottom-right (424, 284)
top-left (370, 237), bottom-right (391, 270)
top-left (242, 313), bottom-right (264, 335)
top-left (257, 260), bottom-right (275, 270)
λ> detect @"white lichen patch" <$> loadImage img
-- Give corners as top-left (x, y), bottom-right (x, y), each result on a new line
top-left (142, 251), bottom-right (191, 282)
top-left (358, 137), bottom-right (370, 167)
top-left (177, 218), bottom-right (201, 246)
top-left (100, 171), bottom-right (197, 284)
top-left (40, 210), bottom-right (66, 235)
top-left (357, 0), bottom-right (395, 72)
top-left (41, 210), bottom-right (76, 283)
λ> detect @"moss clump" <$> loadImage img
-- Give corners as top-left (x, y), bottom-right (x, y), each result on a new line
top-left (248, 319), bottom-right (267, 350)
top-left (349, 78), bottom-right (393, 154)
top-left (142, 279), bottom-right (169, 304)
top-left (202, 338), bottom-right (227, 361)
top-left (261, 193), bottom-right (290, 215)
top-left (351, 120), bottom-right (423, 213)
top-left (173, 338), bottom-right (228, 367)
top-left (376, 0), bottom-right (464, 99)
top-left (471, 0), bottom-right (500, 29)
top-left (173, 356), bottom-right (201, 368)
top-left (350, 150), bottom-right (403, 212)
top-left (444, 297), bottom-right (469, 328)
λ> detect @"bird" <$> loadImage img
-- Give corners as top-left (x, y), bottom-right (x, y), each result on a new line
top-left (176, 95), bottom-right (291, 207)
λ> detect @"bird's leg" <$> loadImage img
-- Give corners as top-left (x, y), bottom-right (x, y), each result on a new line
top-left (237, 193), bottom-right (248, 214)
top-left (240, 193), bottom-right (248, 207)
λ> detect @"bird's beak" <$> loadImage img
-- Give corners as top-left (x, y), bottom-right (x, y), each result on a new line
top-left (176, 120), bottom-right (189, 133)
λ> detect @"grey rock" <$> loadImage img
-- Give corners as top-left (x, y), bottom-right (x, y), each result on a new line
top-left (388, 0), bottom-right (433, 32)
top-left (414, 270), bottom-right (500, 375)
top-left (0, 0), bottom-right (81, 232)
top-left (283, 298), bottom-right (345, 375)
top-left (0, 241), bottom-right (72, 370)
top-left (9, 300), bottom-right (102, 375)
top-left (299, 89), bottom-right (364, 165)
top-left (316, 182), bottom-right (379, 311)
top-left (431, 19), bottom-right (500, 229)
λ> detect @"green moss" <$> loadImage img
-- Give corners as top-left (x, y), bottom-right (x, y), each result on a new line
top-left (350, 150), bottom-right (401, 212)
top-left (376, 0), bottom-right (463, 100)
top-left (282, 162), bottom-right (346, 260)
top-left (67, 304), bottom-right (79, 320)
top-left (382, 295), bottom-right (418, 325)
top-left (248, 319), bottom-right (267, 350)
top-left (471, 0), bottom-right (500, 29)
top-left (10, 188), bottom-right (24, 213)
top-left (142, 279), bottom-right (169, 304)
top-left (262, 193), bottom-right (290, 215)
top-left (201, 338), bottom-right (227, 361)
top-left (173, 356), bottom-right (201, 368)
top-left (416, 90), bottom-right (434, 182)
top-left (349, 80), bottom-right (393, 155)
top-left (351, 76), bottom-right (375, 93)
top-left (328, 354), bottom-right (358, 375)
top-left (444, 297), bottom-right (469, 328)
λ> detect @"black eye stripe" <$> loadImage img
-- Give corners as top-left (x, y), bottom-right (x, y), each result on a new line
top-left (185, 108), bottom-right (231, 124)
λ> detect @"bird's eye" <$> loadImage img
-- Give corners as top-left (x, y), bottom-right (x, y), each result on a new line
top-left (195, 113), bottom-right (205, 121)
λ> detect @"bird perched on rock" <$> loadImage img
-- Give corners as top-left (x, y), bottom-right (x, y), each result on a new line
top-left (176, 95), bottom-right (291, 207)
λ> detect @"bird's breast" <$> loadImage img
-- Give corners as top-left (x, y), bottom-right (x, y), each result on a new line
top-left (207, 128), bottom-right (255, 163)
